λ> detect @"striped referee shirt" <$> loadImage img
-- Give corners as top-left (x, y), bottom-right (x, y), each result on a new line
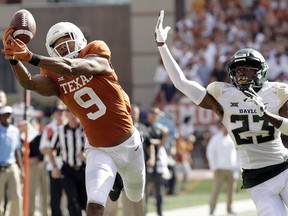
top-left (50, 123), bottom-right (86, 168)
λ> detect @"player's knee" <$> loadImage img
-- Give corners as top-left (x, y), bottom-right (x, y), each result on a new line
top-left (128, 195), bottom-right (142, 202)
top-left (86, 202), bottom-right (104, 215)
top-left (125, 190), bottom-right (144, 202)
top-left (87, 191), bottom-right (107, 208)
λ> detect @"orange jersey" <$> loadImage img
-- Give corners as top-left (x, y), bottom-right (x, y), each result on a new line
top-left (41, 40), bottom-right (133, 147)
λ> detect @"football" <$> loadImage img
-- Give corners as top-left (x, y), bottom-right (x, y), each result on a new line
top-left (10, 9), bottom-right (36, 44)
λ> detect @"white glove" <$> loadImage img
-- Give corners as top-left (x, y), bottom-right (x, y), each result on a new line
top-left (155, 10), bottom-right (171, 45)
top-left (243, 88), bottom-right (266, 117)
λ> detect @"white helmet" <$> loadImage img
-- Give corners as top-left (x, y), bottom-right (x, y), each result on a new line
top-left (45, 22), bottom-right (87, 58)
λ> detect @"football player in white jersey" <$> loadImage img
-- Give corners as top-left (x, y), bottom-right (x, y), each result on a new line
top-left (155, 10), bottom-right (288, 216)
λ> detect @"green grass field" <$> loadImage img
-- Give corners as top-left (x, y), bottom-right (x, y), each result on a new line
top-left (147, 179), bottom-right (251, 212)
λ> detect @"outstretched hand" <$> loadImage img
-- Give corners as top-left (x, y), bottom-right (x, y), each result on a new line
top-left (243, 88), bottom-right (266, 117)
top-left (2, 25), bottom-right (14, 45)
top-left (155, 10), bottom-right (171, 46)
top-left (1, 25), bottom-right (32, 62)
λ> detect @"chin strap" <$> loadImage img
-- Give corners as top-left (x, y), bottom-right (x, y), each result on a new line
top-left (238, 83), bottom-right (254, 92)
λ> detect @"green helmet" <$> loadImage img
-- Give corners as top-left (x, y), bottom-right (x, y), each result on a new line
top-left (226, 48), bottom-right (269, 91)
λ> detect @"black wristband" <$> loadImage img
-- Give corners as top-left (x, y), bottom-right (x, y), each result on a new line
top-left (29, 54), bottom-right (41, 66)
top-left (156, 42), bottom-right (165, 47)
top-left (9, 60), bottom-right (19, 65)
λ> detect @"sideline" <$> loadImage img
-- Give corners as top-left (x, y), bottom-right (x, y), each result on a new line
top-left (147, 199), bottom-right (256, 216)
top-left (187, 169), bottom-right (214, 180)
top-left (147, 169), bottom-right (257, 216)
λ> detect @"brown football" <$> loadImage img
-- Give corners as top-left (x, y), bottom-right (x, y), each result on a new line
top-left (10, 9), bottom-right (36, 44)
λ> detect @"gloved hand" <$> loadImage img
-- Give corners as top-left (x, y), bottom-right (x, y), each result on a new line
top-left (244, 88), bottom-right (266, 117)
top-left (2, 25), bottom-right (14, 45)
top-left (155, 10), bottom-right (171, 46)
top-left (1, 25), bottom-right (32, 62)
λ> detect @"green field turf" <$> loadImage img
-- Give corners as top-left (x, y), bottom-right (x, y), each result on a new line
top-left (147, 179), bottom-right (251, 212)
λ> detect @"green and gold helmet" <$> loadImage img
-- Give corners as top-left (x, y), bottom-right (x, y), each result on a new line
top-left (227, 48), bottom-right (269, 91)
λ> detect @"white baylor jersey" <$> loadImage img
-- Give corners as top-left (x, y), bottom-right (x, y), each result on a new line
top-left (207, 81), bottom-right (288, 169)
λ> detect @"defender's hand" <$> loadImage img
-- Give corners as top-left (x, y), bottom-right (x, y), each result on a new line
top-left (244, 88), bottom-right (266, 117)
top-left (2, 37), bottom-right (32, 62)
top-left (155, 10), bottom-right (171, 46)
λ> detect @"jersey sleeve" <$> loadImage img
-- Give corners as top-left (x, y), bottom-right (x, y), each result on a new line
top-left (79, 40), bottom-right (111, 60)
top-left (206, 81), bottom-right (227, 100)
top-left (272, 82), bottom-right (288, 108)
top-left (40, 41), bottom-right (112, 77)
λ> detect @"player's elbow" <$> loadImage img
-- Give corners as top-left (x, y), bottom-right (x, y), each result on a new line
top-left (173, 80), bottom-right (184, 92)
top-left (20, 80), bottom-right (35, 91)
top-left (56, 59), bottom-right (77, 75)
top-left (58, 64), bottom-right (74, 75)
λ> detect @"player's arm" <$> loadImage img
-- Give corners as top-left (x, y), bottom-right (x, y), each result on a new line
top-left (261, 101), bottom-right (288, 128)
top-left (244, 88), bottom-right (288, 135)
top-left (155, 10), bottom-right (223, 118)
top-left (2, 38), bottom-right (112, 77)
top-left (36, 54), bottom-right (113, 76)
top-left (2, 26), bottom-right (112, 77)
top-left (279, 102), bottom-right (288, 118)
top-left (9, 61), bottom-right (59, 97)
top-left (1, 27), bottom-right (57, 96)
top-left (265, 101), bottom-right (288, 133)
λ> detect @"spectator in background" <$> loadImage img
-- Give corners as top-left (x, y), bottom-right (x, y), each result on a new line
top-left (171, 0), bottom-right (288, 93)
top-left (182, 60), bottom-right (203, 85)
top-left (158, 76), bottom-right (180, 103)
top-left (11, 100), bottom-right (36, 124)
top-left (48, 109), bottom-right (87, 216)
top-left (177, 115), bottom-right (195, 188)
top-left (208, 58), bottom-right (228, 83)
top-left (0, 90), bottom-right (8, 214)
top-left (18, 118), bottom-right (49, 216)
top-left (177, 43), bottom-right (194, 69)
top-left (193, 54), bottom-right (213, 87)
top-left (274, 71), bottom-right (288, 83)
top-left (175, 134), bottom-right (195, 192)
top-left (156, 110), bottom-right (177, 195)
top-left (153, 58), bottom-right (169, 104)
top-left (145, 107), bottom-right (169, 216)
top-left (0, 89), bottom-right (7, 107)
top-left (178, 116), bottom-right (195, 140)
top-left (40, 103), bottom-right (68, 216)
top-left (206, 122), bottom-right (239, 215)
top-left (267, 52), bottom-right (286, 81)
top-left (0, 106), bottom-right (23, 216)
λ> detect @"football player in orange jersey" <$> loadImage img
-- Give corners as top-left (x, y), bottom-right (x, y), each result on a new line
top-left (2, 22), bottom-right (145, 216)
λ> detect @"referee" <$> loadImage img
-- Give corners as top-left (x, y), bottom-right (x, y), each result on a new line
top-left (49, 109), bottom-right (87, 216)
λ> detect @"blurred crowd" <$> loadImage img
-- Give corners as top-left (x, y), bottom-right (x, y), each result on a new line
top-left (153, 0), bottom-right (288, 104)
